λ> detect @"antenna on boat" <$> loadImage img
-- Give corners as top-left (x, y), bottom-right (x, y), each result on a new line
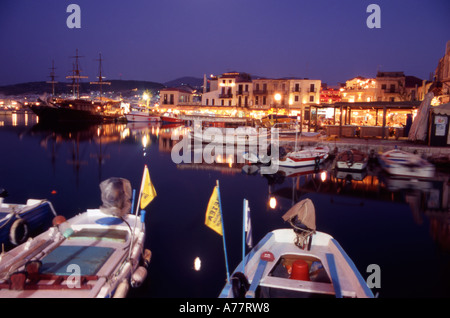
top-left (46, 60), bottom-right (58, 96)
top-left (90, 53), bottom-right (111, 104)
top-left (66, 49), bottom-right (88, 99)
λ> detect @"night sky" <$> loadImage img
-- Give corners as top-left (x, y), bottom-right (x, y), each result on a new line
top-left (0, 0), bottom-right (449, 87)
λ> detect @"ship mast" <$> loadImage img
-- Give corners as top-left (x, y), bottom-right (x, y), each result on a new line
top-left (66, 49), bottom-right (88, 99)
top-left (46, 60), bottom-right (58, 96)
top-left (90, 53), bottom-right (111, 104)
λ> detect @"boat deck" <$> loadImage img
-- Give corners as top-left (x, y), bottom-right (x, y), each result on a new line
top-left (0, 209), bottom-right (145, 298)
top-left (222, 229), bottom-right (372, 298)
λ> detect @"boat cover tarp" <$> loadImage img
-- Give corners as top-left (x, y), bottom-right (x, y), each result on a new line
top-left (99, 178), bottom-right (132, 217)
top-left (408, 92), bottom-right (434, 141)
top-left (282, 198), bottom-right (316, 231)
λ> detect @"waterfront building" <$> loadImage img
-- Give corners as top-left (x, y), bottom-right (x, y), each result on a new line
top-left (340, 76), bottom-right (377, 103)
top-left (160, 86), bottom-right (201, 107)
top-left (201, 72), bottom-right (252, 107)
top-left (320, 85), bottom-right (341, 104)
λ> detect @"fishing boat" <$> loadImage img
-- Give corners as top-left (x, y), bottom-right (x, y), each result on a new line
top-left (378, 148), bottom-right (435, 179)
top-left (0, 197), bottom-right (57, 247)
top-left (273, 146), bottom-right (329, 168)
top-left (0, 178), bottom-right (150, 298)
top-left (126, 110), bottom-right (161, 122)
top-left (191, 126), bottom-right (271, 145)
top-left (335, 149), bottom-right (369, 171)
top-left (160, 113), bottom-right (184, 124)
top-left (219, 199), bottom-right (374, 298)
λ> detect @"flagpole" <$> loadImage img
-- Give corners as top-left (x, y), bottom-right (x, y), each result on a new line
top-left (242, 199), bottom-right (247, 274)
top-left (135, 165), bottom-right (146, 215)
top-left (216, 180), bottom-right (230, 282)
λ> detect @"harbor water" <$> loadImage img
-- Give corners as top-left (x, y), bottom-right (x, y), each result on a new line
top-left (1, 111), bottom-right (449, 298)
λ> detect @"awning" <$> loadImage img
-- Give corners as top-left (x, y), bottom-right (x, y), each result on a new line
top-left (431, 103), bottom-right (450, 116)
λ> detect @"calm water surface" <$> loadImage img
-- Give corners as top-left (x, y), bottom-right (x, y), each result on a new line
top-left (0, 111), bottom-right (449, 298)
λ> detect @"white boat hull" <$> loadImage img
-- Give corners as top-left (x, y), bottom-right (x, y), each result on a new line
top-left (378, 149), bottom-right (435, 179)
top-left (336, 161), bottom-right (368, 171)
top-left (0, 209), bottom-right (148, 298)
top-left (219, 229), bottom-right (373, 298)
top-left (191, 127), bottom-right (270, 145)
top-left (273, 146), bottom-right (329, 168)
top-left (126, 112), bottom-right (161, 122)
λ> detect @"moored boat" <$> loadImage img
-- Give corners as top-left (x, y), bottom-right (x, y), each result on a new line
top-left (335, 149), bottom-right (368, 171)
top-left (0, 178), bottom-right (150, 298)
top-left (30, 99), bottom-right (122, 123)
top-left (0, 196), bottom-right (57, 248)
top-left (273, 146), bottom-right (329, 168)
top-left (191, 126), bottom-right (271, 145)
top-left (378, 149), bottom-right (435, 179)
top-left (219, 199), bottom-right (374, 298)
top-left (160, 113), bottom-right (184, 124)
top-left (126, 110), bottom-right (161, 122)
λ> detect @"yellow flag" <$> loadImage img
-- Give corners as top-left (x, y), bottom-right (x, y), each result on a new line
top-left (205, 186), bottom-right (223, 235)
top-left (140, 165), bottom-right (156, 209)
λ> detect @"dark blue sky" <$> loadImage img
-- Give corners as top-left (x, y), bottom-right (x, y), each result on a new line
top-left (0, 0), bottom-right (449, 86)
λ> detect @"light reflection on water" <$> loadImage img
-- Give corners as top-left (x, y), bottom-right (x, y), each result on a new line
top-left (0, 112), bottom-right (449, 298)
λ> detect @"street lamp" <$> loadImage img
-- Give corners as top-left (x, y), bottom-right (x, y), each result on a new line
top-left (143, 93), bottom-right (149, 108)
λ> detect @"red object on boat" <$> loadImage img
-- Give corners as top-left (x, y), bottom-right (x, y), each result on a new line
top-left (290, 260), bottom-right (310, 281)
top-left (160, 113), bottom-right (184, 124)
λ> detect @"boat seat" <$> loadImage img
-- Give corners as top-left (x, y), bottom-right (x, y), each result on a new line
top-left (260, 276), bottom-right (356, 298)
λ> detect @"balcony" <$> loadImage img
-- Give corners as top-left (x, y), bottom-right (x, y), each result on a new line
top-left (219, 93), bottom-right (233, 98)
top-left (291, 88), bottom-right (301, 93)
top-left (308, 88), bottom-right (317, 93)
top-left (253, 89), bottom-right (268, 95)
top-left (235, 90), bottom-right (250, 95)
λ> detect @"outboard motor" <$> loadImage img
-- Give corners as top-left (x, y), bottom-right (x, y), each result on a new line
top-left (99, 178), bottom-right (132, 217)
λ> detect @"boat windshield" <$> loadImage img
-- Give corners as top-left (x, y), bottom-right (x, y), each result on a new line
top-left (68, 228), bottom-right (128, 242)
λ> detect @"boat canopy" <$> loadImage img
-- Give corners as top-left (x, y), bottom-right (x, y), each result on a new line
top-left (99, 178), bottom-right (132, 217)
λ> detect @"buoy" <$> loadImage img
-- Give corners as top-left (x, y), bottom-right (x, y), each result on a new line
top-left (290, 259), bottom-right (310, 281)
top-left (143, 249), bottom-right (152, 267)
top-left (131, 266), bottom-right (147, 288)
top-left (113, 280), bottom-right (130, 298)
top-left (52, 215), bottom-right (66, 226)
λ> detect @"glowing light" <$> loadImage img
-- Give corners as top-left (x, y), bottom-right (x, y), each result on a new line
top-left (269, 197), bottom-right (277, 209)
top-left (320, 171), bottom-right (327, 182)
top-left (194, 257), bottom-right (201, 271)
top-left (142, 135), bottom-right (148, 148)
top-left (274, 93), bottom-right (281, 101)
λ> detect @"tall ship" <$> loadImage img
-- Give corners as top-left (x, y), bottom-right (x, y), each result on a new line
top-left (30, 50), bottom-right (123, 123)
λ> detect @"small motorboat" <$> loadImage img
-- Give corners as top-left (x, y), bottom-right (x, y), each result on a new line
top-left (126, 111), bottom-right (161, 122)
top-left (0, 178), bottom-right (151, 298)
top-left (219, 199), bottom-right (374, 298)
top-left (335, 149), bottom-right (369, 171)
top-left (378, 149), bottom-right (435, 179)
top-left (273, 146), bottom-right (329, 168)
top-left (160, 113), bottom-right (184, 124)
top-left (0, 191), bottom-right (57, 247)
top-left (191, 126), bottom-right (271, 145)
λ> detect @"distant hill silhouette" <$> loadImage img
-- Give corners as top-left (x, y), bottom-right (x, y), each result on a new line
top-left (164, 76), bottom-right (204, 89)
top-left (0, 80), bottom-right (166, 96)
